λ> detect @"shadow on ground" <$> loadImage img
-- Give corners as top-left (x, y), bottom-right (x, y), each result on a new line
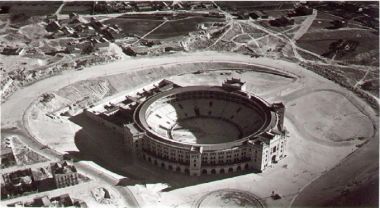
top-left (67, 112), bottom-right (259, 191)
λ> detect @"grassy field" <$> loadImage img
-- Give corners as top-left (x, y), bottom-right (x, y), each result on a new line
top-left (297, 29), bottom-right (379, 65)
top-left (105, 15), bottom-right (224, 40)
top-left (146, 16), bottom-right (224, 39)
top-left (104, 18), bottom-right (164, 37)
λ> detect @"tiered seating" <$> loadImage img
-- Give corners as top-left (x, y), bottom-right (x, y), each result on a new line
top-left (145, 95), bottom-right (266, 139)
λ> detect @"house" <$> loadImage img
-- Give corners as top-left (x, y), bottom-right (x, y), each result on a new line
top-left (269, 16), bottom-right (295, 27)
top-left (50, 194), bottom-right (74, 207)
top-left (90, 17), bottom-right (106, 30)
top-left (11, 194), bottom-right (76, 207)
top-left (1, 47), bottom-right (25, 55)
top-left (91, 37), bottom-right (110, 49)
top-left (32, 196), bottom-right (51, 207)
top-left (1, 168), bottom-right (37, 199)
top-left (1, 137), bottom-right (15, 168)
top-left (101, 26), bottom-right (120, 40)
top-left (123, 46), bottom-right (137, 56)
top-left (69, 13), bottom-right (88, 24)
top-left (46, 20), bottom-right (61, 32)
top-left (231, 11), bottom-right (250, 19)
top-left (75, 25), bottom-right (96, 37)
top-left (249, 12), bottom-right (259, 19)
top-left (288, 5), bottom-right (313, 17)
top-left (50, 161), bottom-right (79, 188)
top-left (207, 11), bottom-right (224, 18)
top-left (254, 11), bottom-right (269, 19)
top-left (136, 2), bottom-right (154, 11)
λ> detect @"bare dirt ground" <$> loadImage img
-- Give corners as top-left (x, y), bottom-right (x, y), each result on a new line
top-left (195, 189), bottom-right (264, 208)
top-left (14, 52), bottom-right (377, 208)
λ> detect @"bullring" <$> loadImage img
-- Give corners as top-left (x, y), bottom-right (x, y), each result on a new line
top-left (85, 78), bottom-right (287, 176)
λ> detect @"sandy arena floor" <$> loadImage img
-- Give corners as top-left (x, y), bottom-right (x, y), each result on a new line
top-left (171, 117), bottom-right (241, 144)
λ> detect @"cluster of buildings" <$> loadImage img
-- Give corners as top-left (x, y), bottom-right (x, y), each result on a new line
top-left (93, 1), bottom-right (217, 13)
top-left (287, 4), bottom-right (313, 17)
top-left (45, 13), bottom-right (120, 54)
top-left (1, 161), bottom-right (80, 200)
top-left (1, 136), bottom-right (48, 170)
top-left (1, 47), bottom-right (26, 56)
top-left (231, 10), bottom-right (268, 20)
top-left (7, 193), bottom-right (85, 207)
top-left (269, 16), bottom-right (295, 27)
top-left (1, 137), bottom-right (16, 169)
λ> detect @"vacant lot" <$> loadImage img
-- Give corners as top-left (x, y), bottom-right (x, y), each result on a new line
top-left (105, 15), bottom-right (225, 40)
top-left (104, 17), bottom-right (164, 37)
top-left (297, 29), bottom-right (379, 65)
top-left (146, 16), bottom-right (224, 39)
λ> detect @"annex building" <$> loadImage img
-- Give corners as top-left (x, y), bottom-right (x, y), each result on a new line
top-left (85, 78), bottom-right (287, 176)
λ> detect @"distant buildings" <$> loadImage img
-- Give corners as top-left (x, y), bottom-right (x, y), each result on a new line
top-left (1, 47), bottom-right (25, 56)
top-left (269, 16), bottom-right (295, 27)
top-left (327, 20), bottom-right (348, 29)
top-left (288, 5), bottom-right (313, 17)
top-left (1, 137), bottom-right (16, 168)
top-left (1, 168), bottom-right (37, 199)
top-left (232, 10), bottom-right (268, 20)
top-left (46, 20), bottom-right (61, 33)
top-left (122, 46), bottom-right (137, 56)
top-left (1, 161), bottom-right (82, 200)
top-left (8, 193), bottom-right (86, 207)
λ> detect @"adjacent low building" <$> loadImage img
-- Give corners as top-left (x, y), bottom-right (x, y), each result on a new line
top-left (51, 161), bottom-right (79, 188)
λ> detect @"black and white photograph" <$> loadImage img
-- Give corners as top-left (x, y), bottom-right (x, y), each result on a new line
top-left (0, 1), bottom-right (379, 207)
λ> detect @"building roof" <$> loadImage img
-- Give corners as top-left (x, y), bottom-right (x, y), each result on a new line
top-left (51, 161), bottom-right (77, 174)
top-left (50, 194), bottom-right (74, 207)
top-left (2, 47), bottom-right (25, 55)
top-left (1, 139), bottom-right (13, 156)
top-left (33, 196), bottom-right (51, 207)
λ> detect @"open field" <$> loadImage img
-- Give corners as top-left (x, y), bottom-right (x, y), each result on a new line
top-left (146, 16), bottom-right (224, 39)
top-left (104, 17), bottom-right (164, 37)
top-left (288, 91), bottom-right (373, 143)
top-left (297, 23), bottom-right (379, 66)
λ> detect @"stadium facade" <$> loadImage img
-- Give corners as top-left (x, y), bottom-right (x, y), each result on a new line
top-left (85, 78), bottom-right (287, 176)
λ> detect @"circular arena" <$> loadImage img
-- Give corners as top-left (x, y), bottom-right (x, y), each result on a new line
top-left (125, 80), bottom-right (287, 176)
top-left (136, 86), bottom-right (273, 147)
